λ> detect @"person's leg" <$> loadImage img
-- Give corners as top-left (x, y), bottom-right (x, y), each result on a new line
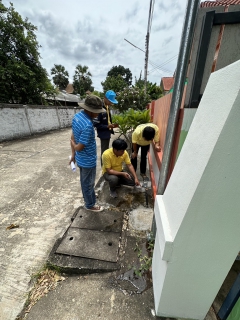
top-left (80, 166), bottom-right (96, 209)
top-left (118, 171), bottom-right (135, 187)
top-left (100, 139), bottom-right (110, 166)
top-left (131, 144), bottom-right (140, 172)
top-left (103, 172), bottom-right (119, 191)
top-left (140, 145), bottom-right (150, 175)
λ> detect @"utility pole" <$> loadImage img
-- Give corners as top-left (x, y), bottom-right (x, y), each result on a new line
top-left (144, 0), bottom-right (153, 94)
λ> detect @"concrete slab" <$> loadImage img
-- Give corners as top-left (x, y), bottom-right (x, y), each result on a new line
top-left (56, 228), bottom-right (120, 262)
top-left (71, 208), bottom-right (123, 233)
top-left (129, 205), bottom-right (154, 231)
top-left (48, 238), bottom-right (120, 274)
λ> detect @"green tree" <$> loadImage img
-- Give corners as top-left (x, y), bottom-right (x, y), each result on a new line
top-left (0, 2), bottom-right (54, 104)
top-left (51, 64), bottom-right (69, 90)
top-left (116, 86), bottom-right (151, 112)
top-left (101, 74), bottom-right (127, 94)
top-left (112, 108), bottom-right (151, 152)
top-left (135, 75), bottom-right (163, 101)
top-left (107, 65), bottom-right (132, 86)
top-left (92, 90), bottom-right (104, 99)
top-left (73, 64), bottom-right (93, 97)
top-left (147, 82), bottom-right (163, 100)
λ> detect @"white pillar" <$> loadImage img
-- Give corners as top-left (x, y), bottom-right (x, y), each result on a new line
top-left (152, 60), bottom-right (240, 320)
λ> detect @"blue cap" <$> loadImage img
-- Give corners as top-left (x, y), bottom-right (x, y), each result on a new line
top-left (105, 90), bottom-right (118, 104)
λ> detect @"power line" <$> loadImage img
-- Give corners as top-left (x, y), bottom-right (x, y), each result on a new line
top-left (124, 38), bottom-right (177, 74)
top-left (124, 39), bottom-right (145, 53)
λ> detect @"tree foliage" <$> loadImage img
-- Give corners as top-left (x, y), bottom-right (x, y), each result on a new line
top-left (147, 82), bottom-right (163, 100)
top-left (116, 86), bottom-right (151, 112)
top-left (51, 64), bottom-right (69, 90)
top-left (112, 108), bottom-right (151, 150)
top-left (73, 64), bottom-right (94, 97)
top-left (101, 74), bottom-right (127, 94)
top-left (107, 65), bottom-right (132, 86)
top-left (135, 76), bottom-right (163, 101)
top-left (0, 2), bottom-right (54, 104)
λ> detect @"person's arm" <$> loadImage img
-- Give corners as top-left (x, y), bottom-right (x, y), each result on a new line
top-left (103, 152), bottom-right (130, 178)
top-left (154, 141), bottom-right (161, 152)
top-left (126, 163), bottom-right (140, 186)
top-left (106, 167), bottom-right (130, 179)
top-left (153, 126), bottom-right (161, 152)
top-left (69, 132), bottom-right (76, 164)
top-left (131, 143), bottom-right (138, 159)
top-left (70, 138), bottom-right (85, 152)
top-left (94, 112), bottom-right (112, 130)
top-left (70, 131), bottom-right (85, 152)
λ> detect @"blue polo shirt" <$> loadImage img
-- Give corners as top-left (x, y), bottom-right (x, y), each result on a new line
top-left (72, 110), bottom-right (96, 168)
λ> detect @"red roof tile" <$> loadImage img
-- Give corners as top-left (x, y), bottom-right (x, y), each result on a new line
top-left (201, 0), bottom-right (240, 7)
top-left (161, 77), bottom-right (174, 91)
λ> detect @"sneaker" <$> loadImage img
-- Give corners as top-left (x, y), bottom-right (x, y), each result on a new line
top-left (84, 205), bottom-right (104, 212)
top-left (110, 190), bottom-right (118, 198)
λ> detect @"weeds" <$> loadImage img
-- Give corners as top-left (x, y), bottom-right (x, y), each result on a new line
top-left (134, 234), bottom-right (155, 277)
top-left (16, 265), bottom-right (66, 319)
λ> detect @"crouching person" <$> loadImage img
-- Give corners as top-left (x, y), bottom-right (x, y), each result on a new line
top-left (102, 138), bottom-right (140, 198)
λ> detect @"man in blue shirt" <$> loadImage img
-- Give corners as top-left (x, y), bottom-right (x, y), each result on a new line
top-left (70, 95), bottom-right (105, 212)
top-left (94, 90), bottom-right (119, 165)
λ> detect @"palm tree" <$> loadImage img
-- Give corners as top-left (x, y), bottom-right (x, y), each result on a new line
top-left (51, 64), bottom-right (69, 90)
top-left (73, 64), bottom-right (93, 96)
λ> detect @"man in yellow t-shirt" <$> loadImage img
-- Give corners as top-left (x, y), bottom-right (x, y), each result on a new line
top-left (131, 123), bottom-right (161, 179)
top-left (102, 138), bottom-right (140, 198)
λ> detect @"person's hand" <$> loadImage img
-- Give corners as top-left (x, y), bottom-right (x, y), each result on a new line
top-left (108, 124), bottom-right (114, 129)
top-left (135, 178), bottom-right (140, 186)
top-left (69, 154), bottom-right (75, 165)
top-left (113, 123), bottom-right (119, 128)
top-left (155, 145), bottom-right (161, 152)
top-left (131, 152), bottom-right (137, 159)
top-left (122, 172), bottom-right (131, 180)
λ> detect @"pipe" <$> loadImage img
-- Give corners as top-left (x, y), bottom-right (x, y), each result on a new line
top-left (152, 0), bottom-right (201, 235)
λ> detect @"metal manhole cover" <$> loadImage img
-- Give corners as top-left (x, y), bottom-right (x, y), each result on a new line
top-left (71, 210), bottom-right (123, 232)
top-left (56, 228), bottom-right (120, 262)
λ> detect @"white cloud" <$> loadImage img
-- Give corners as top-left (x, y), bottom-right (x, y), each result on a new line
top-left (3, 0), bottom-right (191, 91)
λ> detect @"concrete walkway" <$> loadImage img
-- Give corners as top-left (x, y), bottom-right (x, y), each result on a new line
top-left (1, 128), bottom-right (240, 320)
top-left (0, 129), bottom-right (87, 319)
top-left (0, 129), bottom-right (157, 320)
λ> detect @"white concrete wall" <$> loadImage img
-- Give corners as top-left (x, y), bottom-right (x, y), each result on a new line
top-left (0, 105), bottom-right (81, 142)
top-left (58, 108), bottom-right (76, 128)
top-left (152, 60), bottom-right (240, 319)
top-left (0, 107), bottom-right (31, 141)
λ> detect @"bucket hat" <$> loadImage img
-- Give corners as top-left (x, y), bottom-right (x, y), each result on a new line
top-left (105, 90), bottom-right (118, 104)
top-left (78, 95), bottom-right (105, 113)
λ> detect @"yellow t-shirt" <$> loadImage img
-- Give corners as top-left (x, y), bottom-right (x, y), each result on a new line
top-left (132, 123), bottom-right (160, 146)
top-left (102, 148), bottom-right (131, 174)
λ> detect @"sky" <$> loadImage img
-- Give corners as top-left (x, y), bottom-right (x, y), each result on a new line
top-left (2, 0), bottom-right (195, 92)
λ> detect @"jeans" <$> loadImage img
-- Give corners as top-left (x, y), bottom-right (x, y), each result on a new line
top-left (131, 144), bottom-right (150, 174)
top-left (79, 166), bottom-right (96, 209)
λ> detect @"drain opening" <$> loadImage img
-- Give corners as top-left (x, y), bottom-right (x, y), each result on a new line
top-left (69, 237), bottom-right (74, 240)
top-left (108, 242), bottom-right (113, 246)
